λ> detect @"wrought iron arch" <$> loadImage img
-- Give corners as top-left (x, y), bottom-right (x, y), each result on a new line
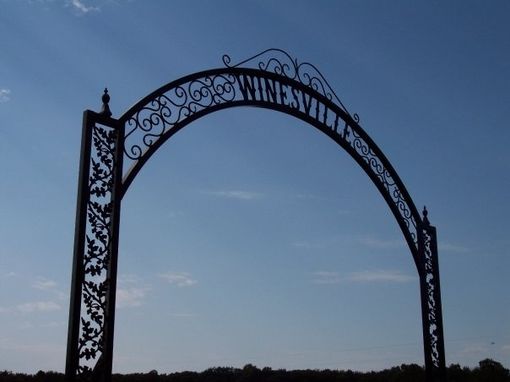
top-left (65, 49), bottom-right (446, 382)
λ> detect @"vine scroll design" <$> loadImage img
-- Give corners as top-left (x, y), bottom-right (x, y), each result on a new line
top-left (420, 217), bottom-right (444, 370)
top-left (222, 48), bottom-right (358, 121)
top-left (77, 122), bottom-right (117, 379)
top-left (344, 126), bottom-right (418, 245)
top-left (123, 72), bottom-right (238, 161)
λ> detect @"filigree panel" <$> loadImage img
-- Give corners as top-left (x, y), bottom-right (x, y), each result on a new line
top-left (124, 49), bottom-right (357, 164)
top-left (77, 122), bottom-right (117, 378)
top-left (123, 72), bottom-right (238, 161)
top-left (344, 125), bottom-right (418, 244)
top-left (421, 225), bottom-right (442, 368)
top-left (223, 48), bottom-right (354, 116)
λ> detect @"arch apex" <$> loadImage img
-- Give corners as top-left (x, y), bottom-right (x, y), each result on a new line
top-left (222, 48), bottom-right (357, 120)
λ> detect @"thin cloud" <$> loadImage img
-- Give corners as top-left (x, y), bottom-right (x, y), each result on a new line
top-left (41, 321), bottom-right (66, 328)
top-left (439, 242), bottom-right (470, 254)
top-left (32, 276), bottom-right (67, 300)
top-left (293, 194), bottom-right (349, 212)
top-left (312, 269), bottom-right (416, 285)
top-left (0, 88), bottom-right (11, 103)
top-left (312, 271), bottom-right (342, 285)
top-left (116, 287), bottom-right (149, 308)
top-left (19, 321), bottom-right (35, 330)
top-left (159, 272), bottom-right (197, 287)
top-left (168, 313), bottom-right (197, 318)
top-left (206, 190), bottom-right (262, 200)
top-left (357, 235), bottom-right (405, 250)
top-left (294, 193), bottom-right (330, 202)
top-left (18, 320), bottom-right (65, 329)
top-left (16, 301), bottom-right (61, 313)
top-left (33, 277), bottom-right (58, 291)
top-left (68, 0), bottom-right (99, 14)
top-left (292, 240), bottom-right (326, 250)
top-left (27, 0), bottom-right (100, 14)
top-left (116, 275), bottom-right (150, 308)
top-left (118, 274), bottom-right (142, 285)
top-left (291, 235), bottom-right (340, 250)
top-left (1, 301), bottom-right (62, 314)
top-left (460, 344), bottom-right (489, 356)
top-left (0, 340), bottom-right (64, 355)
top-left (346, 270), bottom-right (416, 283)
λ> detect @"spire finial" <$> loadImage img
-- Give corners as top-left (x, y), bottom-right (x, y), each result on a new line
top-left (100, 88), bottom-right (112, 117)
top-left (422, 206), bottom-right (430, 226)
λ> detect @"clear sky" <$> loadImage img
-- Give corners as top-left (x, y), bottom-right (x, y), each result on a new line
top-left (0, 0), bottom-right (509, 375)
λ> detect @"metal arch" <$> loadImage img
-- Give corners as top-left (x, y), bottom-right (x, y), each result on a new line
top-left (118, 67), bottom-right (421, 266)
top-left (66, 50), bottom-right (446, 382)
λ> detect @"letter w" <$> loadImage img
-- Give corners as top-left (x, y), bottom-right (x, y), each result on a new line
top-left (237, 74), bottom-right (258, 100)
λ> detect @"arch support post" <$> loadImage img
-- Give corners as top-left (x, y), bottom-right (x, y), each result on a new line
top-left (65, 91), bottom-right (124, 382)
top-left (418, 209), bottom-right (446, 382)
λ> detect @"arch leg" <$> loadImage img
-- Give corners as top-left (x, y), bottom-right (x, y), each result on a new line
top-left (418, 217), bottom-right (446, 382)
top-left (65, 110), bottom-right (123, 382)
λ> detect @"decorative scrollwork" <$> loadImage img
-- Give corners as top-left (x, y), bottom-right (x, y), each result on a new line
top-left (424, 231), bottom-right (439, 368)
top-left (124, 50), bottom-right (362, 162)
top-left (346, 125), bottom-right (417, 244)
top-left (223, 48), bottom-right (358, 120)
top-left (421, 224), bottom-right (442, 368)
top-left (124, 73), bottom-right (237, 161)
top-left (77, 123), bottom-right (117, 378)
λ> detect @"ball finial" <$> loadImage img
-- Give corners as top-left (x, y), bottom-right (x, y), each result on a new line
top-left (100, 88), bottom-right (112, 117)
top-left (422, 206), bottom-right (430, 226)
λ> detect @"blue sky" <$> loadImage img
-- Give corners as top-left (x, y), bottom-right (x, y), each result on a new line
top-left (0, 0), bottom-right (509, 374)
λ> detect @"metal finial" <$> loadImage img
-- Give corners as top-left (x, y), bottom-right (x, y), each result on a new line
top-left (422, 206), bottom-right (430, 226)
top-left (100, 88), bottom-right (112, 117)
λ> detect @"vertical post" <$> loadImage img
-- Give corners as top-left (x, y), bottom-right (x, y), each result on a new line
top-left (65, 110), bottom-right (94, 379)
top-left (100, 109), bottom-right (124, 382)
top-left (418, 207), bottom-right (446, 382)
top-left (65, 90), bottom-right (122, 382)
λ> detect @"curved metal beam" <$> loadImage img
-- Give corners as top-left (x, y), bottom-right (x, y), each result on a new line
top-left (118, 68), bottom-right (422, 268)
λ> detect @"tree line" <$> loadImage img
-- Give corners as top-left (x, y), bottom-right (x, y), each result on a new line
top-left (1, 359), bottom-right (509, 382)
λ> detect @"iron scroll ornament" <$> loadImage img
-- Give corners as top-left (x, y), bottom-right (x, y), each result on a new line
top-left (66, 49), bottom-right (446, 382)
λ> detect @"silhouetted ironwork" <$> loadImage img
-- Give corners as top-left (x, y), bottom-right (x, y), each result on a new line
top-left (66, 94), bottom-right (124, 382)
top-left (419, 207), bottom-right (446, 382)
top-left (66, 49), bottom-right (446, 382)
